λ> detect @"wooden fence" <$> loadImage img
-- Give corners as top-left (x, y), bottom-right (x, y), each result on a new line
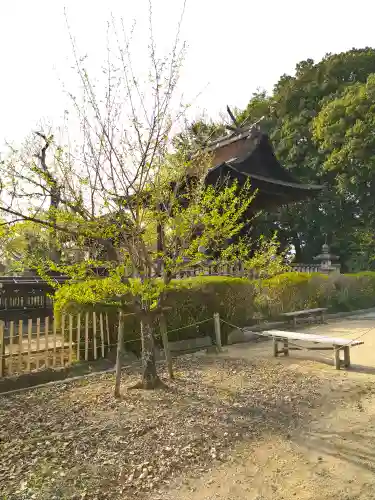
top-left (0, 312), bottom-right (112, 378)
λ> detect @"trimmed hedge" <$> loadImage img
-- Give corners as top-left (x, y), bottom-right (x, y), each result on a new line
top-left (54, 272), bottom-right (375, 355)
top-left (54, 276), bottom-right (257, 354)
top-left (258, 271), bottom-right (375, 315)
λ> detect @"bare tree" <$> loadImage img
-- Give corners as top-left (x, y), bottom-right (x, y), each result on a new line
top-left (0, 2), bottom-right (285, 390)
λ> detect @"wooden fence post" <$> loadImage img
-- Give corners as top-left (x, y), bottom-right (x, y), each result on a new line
top-left (45, 317), bottom-right (49, 369)
top-left (52, 318), bottom-right (57, 368)
top-left (27, 319), bottom-right (32, 372)
top-left (84, 312), bottom-right (89, 361)
top-left (0, 321), bottom-right (5, 377)
top-left (214, 312), bottom-right (222, 351)
top-left (9, 321), bottom-right (14, 375)
top-left (93, 312), bottom-right (97, 360)
top-left (105, 313), bottom-right (110, 355)
top-left (18, 320), bottom-right (23, 372)
top-left (99, 313), bottom-right (105, 358)
top-left (36, 318), bottom-right (41, 370)
top-left (114, 310), bottom-right (125, 398)
top-left (159, 313), bottom-right (173, 379)
top-left (76, 313), bottom-right (81, 362)
top-left (60, 315), bottom-right (65, 367)
top-left (68, 315), bottom-right (73, 365)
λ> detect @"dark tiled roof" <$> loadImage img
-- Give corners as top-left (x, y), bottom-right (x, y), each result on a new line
top-left (204, 131), bottom-right (323, 199)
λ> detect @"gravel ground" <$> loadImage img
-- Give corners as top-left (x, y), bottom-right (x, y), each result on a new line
top-left (0, 354), bottom-right (325, 500)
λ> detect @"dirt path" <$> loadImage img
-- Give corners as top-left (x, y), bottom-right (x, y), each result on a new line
top-left (152, 314), bottom-right (375, 500)
top-left (2, 314), bottom-right (375, 499)
top-left (155, 389), bottom-right (375, 500)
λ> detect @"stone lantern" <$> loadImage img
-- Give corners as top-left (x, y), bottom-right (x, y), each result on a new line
top-left (313, 243), bottom-right (340, 273)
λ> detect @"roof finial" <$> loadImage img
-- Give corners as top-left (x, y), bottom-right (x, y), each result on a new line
top-left (225, 105), bottom-right (266, 136)
top-left (322, 234), bottom-right (329, 253)
top-left (225, 105), bottom-right (241, 133)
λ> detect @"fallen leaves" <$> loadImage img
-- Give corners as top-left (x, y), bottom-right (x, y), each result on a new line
top-left (0, 356), bottom-right (324, 499)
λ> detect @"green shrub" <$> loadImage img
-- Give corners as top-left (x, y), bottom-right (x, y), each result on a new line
top-left (257, 271), bottom-right (375, 317)
top-left (162, 277), bottom-right (257, 344)
top-left (255, 272), bottom-right (323, 317)
top-left (54, 276), bottom-right (257, 353)
top-left (54, 271), bottom-right (375, 356)
top-left (326, 272), bottom-right (375, 311)
top-left (53, 278), bottom-right (135, 357)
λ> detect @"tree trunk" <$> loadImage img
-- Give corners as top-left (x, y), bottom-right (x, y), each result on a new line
top-left (48, 189), bottom-right (62, 264)
top-left (103, 239), bottom-right (119, 262)
top-left (131, 311), bottom-right (166, 389)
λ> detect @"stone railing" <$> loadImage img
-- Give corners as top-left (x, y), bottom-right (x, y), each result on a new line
top-left (291, 263), bottom-right (341, 274)
top-left (176, 261), bottom-right (341, 278)
top-left (175, 261), bottom-right (259, 279)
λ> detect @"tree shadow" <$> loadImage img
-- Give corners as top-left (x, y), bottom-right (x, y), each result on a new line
top-left (347, 364), bottom-right (375, 375)
top-left (162, 356), bottom-right (327, 437)
top-left (4, 349), bottom-right (375, 499)
top-left (294, 428), bottom-right (375, 473)
top-left (290, 353), bottom-right (375, 375)
top-left (241, 348), bottom-right (375, 376)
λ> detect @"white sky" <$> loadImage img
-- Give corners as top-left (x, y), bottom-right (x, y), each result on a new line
top-left (1, 0), bottom-right (374, 149)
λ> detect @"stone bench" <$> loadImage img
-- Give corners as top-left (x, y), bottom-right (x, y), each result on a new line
top-left (282, 308), bottom-right (327, 327)
top-left (263, 329), bottom-right (363, 370)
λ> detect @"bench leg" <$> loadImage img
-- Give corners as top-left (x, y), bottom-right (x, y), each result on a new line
top-left (343, 346), bottom-right (350, 368)
top-left (333, 347), bottom-right (341, 370)
top-left (320, 311), bottom-right (325, 324)
top-left (283, 339), bottom-right (289, 356)
top-left (273, 338), bottom-right (278, 357)
top-left (293, 316), bottom-right (297, 329)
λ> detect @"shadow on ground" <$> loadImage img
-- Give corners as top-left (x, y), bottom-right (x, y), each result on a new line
top-left (0, 354), bottom-right (337, 500)
top-left (296, 428), bottom-right (375, 474)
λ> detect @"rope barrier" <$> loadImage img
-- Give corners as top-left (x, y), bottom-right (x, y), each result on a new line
top-left (3, 313), bottom-right (374, 368)
top-left (165, 317), bottom-right (212, 334)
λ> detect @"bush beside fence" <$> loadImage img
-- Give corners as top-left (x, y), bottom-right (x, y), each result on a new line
top-left (258, 271), bottom-right (375, 316)
top-left (2, 271), bottom-right (375, 379)
top-left (54, 271), bottom-right (375, 351)
top-left (53, 276), bottom-right (258, 350)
